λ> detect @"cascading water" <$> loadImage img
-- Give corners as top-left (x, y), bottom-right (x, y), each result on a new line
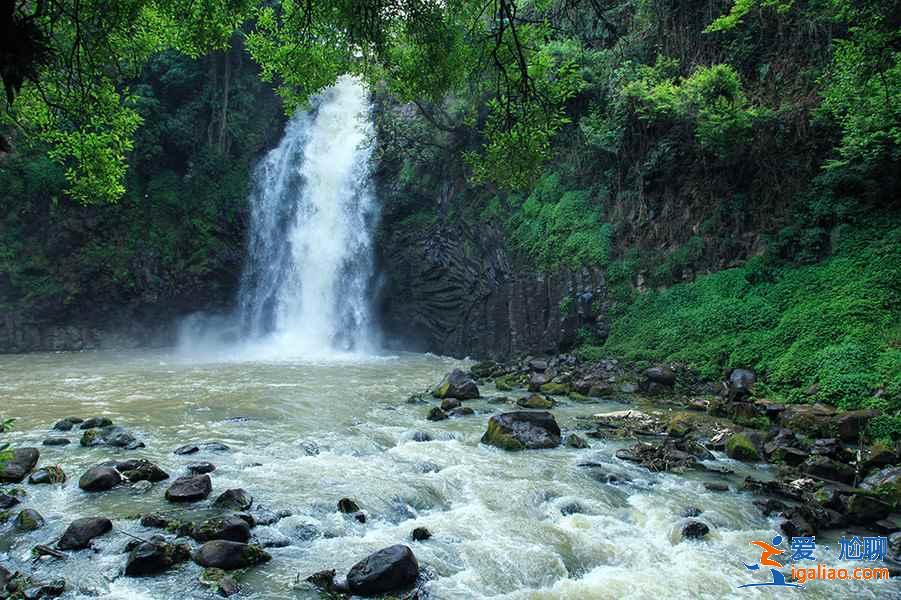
top-left (235, 75), bottom-right (379, 355)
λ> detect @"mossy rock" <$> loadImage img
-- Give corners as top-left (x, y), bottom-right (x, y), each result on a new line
top-left (80, 429), bottom-right (103, 447)
top-left (568, 391), bottom-right (593, 402)
top-left (726, 433), bottom-right (760, 462)
top-left (539, 382), bottom-right (570, 395)
top-left (483, 419), bottom-right (527, 450)
top-left (666, 412), bottom-right (694, 438)
top-left (516, 394), bottom-right (556, 409)
top-left (495, 375), bottom-right (520, 391)
top-left (14, 509), bottom-right (45, 531)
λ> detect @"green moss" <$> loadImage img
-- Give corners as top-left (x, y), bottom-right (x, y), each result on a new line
top-left (539, 382), bottom-right (570, 395)
top-left (666, 412), bottom-right (694, 438)
top-left (481, 420), bottom-right (526, 451)
top-left (726, 433), bottom-right (760, 462)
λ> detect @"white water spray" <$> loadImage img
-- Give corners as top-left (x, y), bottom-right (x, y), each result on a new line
top-left (238, 75), bottom-right (379, 355)
top-left (179, 75), bottom-right (380, 359)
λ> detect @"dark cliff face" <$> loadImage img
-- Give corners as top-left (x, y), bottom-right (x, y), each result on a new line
top-left (376, 223), bottom-right (609, 358)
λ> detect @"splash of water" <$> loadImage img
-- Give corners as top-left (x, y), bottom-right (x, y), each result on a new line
top-left (180, 75), bottom-right (380, 359)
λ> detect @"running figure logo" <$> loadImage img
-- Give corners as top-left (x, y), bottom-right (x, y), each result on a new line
top-left (739, 535), bottom-right (803, 589)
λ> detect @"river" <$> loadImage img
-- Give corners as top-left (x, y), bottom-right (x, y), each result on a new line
top-left (0, 350), bottom-right (892, 599)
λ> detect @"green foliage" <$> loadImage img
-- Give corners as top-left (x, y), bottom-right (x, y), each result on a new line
top-left (497, 173), bottom-right (612, 270)
top-left (599, 224), bottom-right (901, 410)
top-left (867, 415), bottom-right (901, 442)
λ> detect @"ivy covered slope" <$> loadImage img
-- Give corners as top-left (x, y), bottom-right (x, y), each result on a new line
top-left (0, 45), bottom-right (282, 339)
top-left (375, 1), bottom-right (900, 421)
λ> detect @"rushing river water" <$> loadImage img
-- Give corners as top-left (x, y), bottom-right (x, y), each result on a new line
top-left (0, 350), bottom-right (895, 599)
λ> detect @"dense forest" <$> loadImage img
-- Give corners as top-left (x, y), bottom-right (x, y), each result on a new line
top-left (1, 1), bottom-right (900, 433)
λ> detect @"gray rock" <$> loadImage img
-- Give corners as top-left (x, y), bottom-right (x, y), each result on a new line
top-left (432, 369), bottom-right (479, 400)
top-left (125, 540), bottom-right (191, 576)
top-left (0, 447), bottom-right (40, 483)
top-left (481, 411), bottom-right (561, 450)
top-left (193, 541), bottom-right (271, 570)
top-left (165, 475), bottom-right (212, 502)
top-left (57, 517), bottom-right (112, 550)
top-left (192, 516), bottom-right (251, 543)
top-left (79, 417), bottom-right (113, 429)
top-left (15, 508), bottom-right (45, 531)
top-left (681, 519), bottom-right (710, 540)
top-left (42, 437), bottom-right (71, 446)
top-left (78, 466), bottom-right (122, 492)
top-left (346, 544), bottom-right (419, 596)
top-left (213, 488), bottom-right (253, 511)
top-left (187, 462), bottom-right (216, 474)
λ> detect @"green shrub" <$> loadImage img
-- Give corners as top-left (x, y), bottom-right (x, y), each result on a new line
top-left (599, 224), bottom-right (901, 410)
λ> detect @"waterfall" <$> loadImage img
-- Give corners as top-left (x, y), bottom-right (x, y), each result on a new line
top-left (234, 75), bottom-right (379, 355)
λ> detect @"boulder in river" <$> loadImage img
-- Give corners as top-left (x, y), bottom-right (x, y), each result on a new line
top-left (81, 426), bottom-right (144, 449)
top-left (174, 444), bottom-right (200, 455)
top-left (725, 433), bottom-right (761, 462)
top-left (213, 488), bottom-right (253, 511)
top-left (166, 474), bottom-right (212, 502)
top-left (57, 517), bottom-right (113, 550)
top-left (29, 465), bottom-right (66, 485)
top-left (42, 437), bottom-right (71, 446)
top-left (432, 369), bottom-right (479, 400)
top-left (346, 544), bottom-right (419, 596)
top-left (0, 448), bottom-right (39, 483)
top-left (337, 498), bottom-right (361, 513)
top-left (411, 527), bottom-right (432, 541)
top-left (79, 416), bottom-right (113, 430)
top-left (192, 516), bottom-right (251, 543)
top-left (15, 508), bottom-right (45, 531)
top-left (0, 492), bottom-right (21, 509)
top-left (481, 411), bottom-right (561, 450)
top-left (125, 540), bottom-right (192, 576)
top-left (516, 393), bottom-right (555, 409)
top-left (680, 519), bottom-right (710, 540)
top-left (115, 459), bottom-right (169, 483)
top-left (78, 465), bottom-right (122, 492)
top-left (426, 407), bottom-right (448, 421)
top-left (187, 462), bottom-right (217, 475)
top-left (193, 540), bottom-right (271, 570)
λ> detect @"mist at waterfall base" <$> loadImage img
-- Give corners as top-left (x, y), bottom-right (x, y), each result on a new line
top-left (178, 75), bottom-right (381, 361)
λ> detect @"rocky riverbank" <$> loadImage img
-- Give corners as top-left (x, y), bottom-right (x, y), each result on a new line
top-left (419, 355), bottom-right (901, 570)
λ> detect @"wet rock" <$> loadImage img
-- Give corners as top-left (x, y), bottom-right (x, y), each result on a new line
top-left (411, 431), bottom-right (432, 442)
top-left (213, 488), bottom-right (253, 511)
top-left (0, 492), bottom-right (21, 509)
top-left (193, 541), bottom-right (271, 570)
top-left (440, 397), bottom-right (461, 411)
top-left (516, 393), bottom-right (556, 409)
top-left (411, 527), bottom-right (432, 541)
top-left (725, 368), bottom-right (756, 401)
top-left (125, 540), bottom-right (191, 576)
top-left (481, 411), bottom-right (561, 450)
top-left (41, 437), bottom-right (71, 446)
top-left (846, 493), bottom-right (892, 525)
top-left (704, 482), bottom-right (729, 492)
top-left (203, 442), bottom-right (231, 452)
top-left (864, 445), bottom-right (898, 473)
top-left (528, 371), bottom-right (548, 392)
top-left (29, 466), bottom-right (66, 485)
top-left (779, 404), bottom-right (836, 438)
top-left (565, 433), bottom-right (589, 449)
top-left (426, 407), bottom-right (448, 421)
top-left (80, 416), bottom-right (113, 429)
top-left (449, 406), bottom-right (475, 417)
top-left (725, 433), bottom-right (761, 462)
top-left (779, 507), bottom-right (817, 538)
top-left (837, 409), bottom-right (880, 441)
top-left (306, 569), bottom-right (341, 593)
top-left (52, 419), bottom-right (75, 431)
top-left (801, 455), bottom-right (855, 485)
top-left (174, 444), bottom-right (200, 455)
top-left (681, 520), bottom-right (710, 540)
top-left (78, 465), bottom-right (122, 492)
top-left (187, 462), bottom-right (217, 475)
top-left (540, 382), bottom-right (570, 395)
top-left (0, 448), bottom-right (40, 483)
top-left (432, 369), bottom-right (480, 400)
top-left (200, 567), bottom-right (241, 597)
top-left (165, 474), bottom-right (212, 502)
top-left (644, 366), bottom-right (676, 387)
top-left (338, 498), bottom-right (361, 513)
top-left (118, 460), bottom-right (169, 483)
top-left (15, 508), bottom-right (45, 531)
top-left (666, 412), bottom-right (694, 438)
top-left (346, 544), bottom-right (419, 596)
top-left (470, 360), bottom-right (498, 379)
top-left (192, 516), bottom-right (251, 543)
top-left (861, 466), bottom-right (901, 504)
top-left (57, 517), bottom-right (113, 550)
top-left (682, 507), bottom-right (702, 518)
